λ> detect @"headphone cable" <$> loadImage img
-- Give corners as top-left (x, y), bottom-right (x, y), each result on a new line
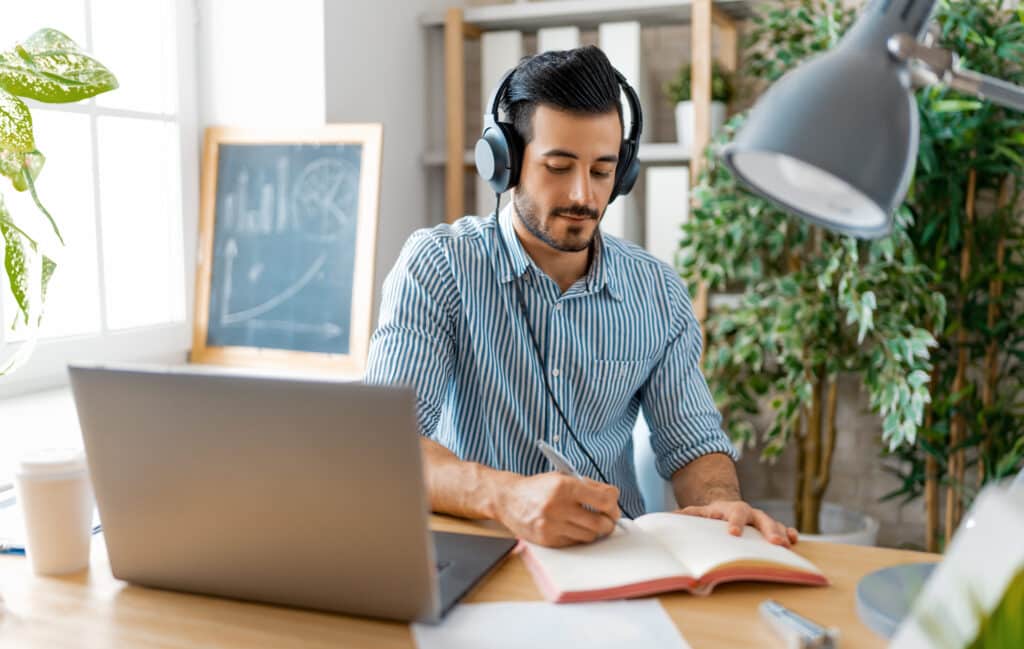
top-left (494, 194), bottom-right (636, 520)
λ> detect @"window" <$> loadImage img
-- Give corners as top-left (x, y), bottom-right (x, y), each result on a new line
top-left (0, 0), bottom-right (198, 398)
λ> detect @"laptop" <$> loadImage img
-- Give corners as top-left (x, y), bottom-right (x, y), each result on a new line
top-left (67, 363), bottom-right (516, 623)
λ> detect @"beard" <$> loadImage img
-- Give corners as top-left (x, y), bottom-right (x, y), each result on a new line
top-left (512, 189), bottom-right (602, 253)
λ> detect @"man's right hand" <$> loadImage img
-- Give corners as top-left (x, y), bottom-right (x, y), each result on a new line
top-left (494, 472), bottom-right (621, 547)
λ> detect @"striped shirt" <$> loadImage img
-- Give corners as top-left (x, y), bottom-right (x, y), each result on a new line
top-left (365, 207), bottom-right (737, 516)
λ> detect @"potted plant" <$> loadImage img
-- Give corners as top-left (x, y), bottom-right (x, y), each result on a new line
top-left (678, 0), bottom-right (947, 542)
top-left (882, 0), bottom-right (1024, 552)
top-left (0, 29), bottom-right (117, 375)
top-left (664, 60), bottom-right (733, 152)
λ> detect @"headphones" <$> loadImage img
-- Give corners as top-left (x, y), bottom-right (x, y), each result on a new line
top-left (474, 67), bottom-right (644, 204)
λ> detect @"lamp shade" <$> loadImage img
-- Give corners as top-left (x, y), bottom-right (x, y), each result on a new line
top-left (722, 0), bottom-right (937, 239)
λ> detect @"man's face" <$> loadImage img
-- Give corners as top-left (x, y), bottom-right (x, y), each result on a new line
top-left (513, 105), bottom-right (622, 253)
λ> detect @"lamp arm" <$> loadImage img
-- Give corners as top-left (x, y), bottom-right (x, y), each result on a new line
top-left (888, 33), bottom-right (1024, 113)
top-left (946, 68), bottom-right (1024, 113)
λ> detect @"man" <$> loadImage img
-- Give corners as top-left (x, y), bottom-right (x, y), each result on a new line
top-left (367, 46), bottom-right (798, 549)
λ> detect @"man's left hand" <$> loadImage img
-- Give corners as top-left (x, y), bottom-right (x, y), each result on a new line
top-left (676, 500), bottom-right (799, 547)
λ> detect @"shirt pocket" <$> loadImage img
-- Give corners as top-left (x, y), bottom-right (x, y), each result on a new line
top-left (573, 358), bottom-right (650, 435)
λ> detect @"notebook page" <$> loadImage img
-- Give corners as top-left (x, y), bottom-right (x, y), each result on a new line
top-left (522, 518), bottom-right (691, 592)
top-left (634, 513), bottom-right (821, 579)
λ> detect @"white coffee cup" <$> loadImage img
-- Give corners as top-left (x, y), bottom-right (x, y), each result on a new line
top-left (14, 448), bottom-right (94, 575)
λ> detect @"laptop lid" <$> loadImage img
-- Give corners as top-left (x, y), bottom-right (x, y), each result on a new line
top-left (68, 362), bottom-right (440, 621)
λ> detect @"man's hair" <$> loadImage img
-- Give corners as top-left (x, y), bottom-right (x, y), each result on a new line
top-left (501, 45), bottom-right (624, 146)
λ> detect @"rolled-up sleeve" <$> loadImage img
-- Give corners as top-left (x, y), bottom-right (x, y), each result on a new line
top-left (365, 231), bottom-right (458, 438)
top-left (639, 269), bottom-right (738, 480)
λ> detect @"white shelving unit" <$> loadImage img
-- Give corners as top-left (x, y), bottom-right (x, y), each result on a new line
top-left (420, 0), bottom-right (755, 30)
top-left (421, 0), bottom-right (756, 320)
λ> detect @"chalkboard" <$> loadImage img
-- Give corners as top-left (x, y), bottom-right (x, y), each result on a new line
top-left (191, 125), bottom-right (382, 374)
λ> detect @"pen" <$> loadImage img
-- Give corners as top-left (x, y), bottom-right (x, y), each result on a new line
top-left (759, 599), bottom-right (840, 648)
top-left (535, 439), bottom-right (627, 534)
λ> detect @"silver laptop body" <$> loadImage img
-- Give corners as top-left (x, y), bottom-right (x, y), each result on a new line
top-left (68, 363), bottom-right (514, 622)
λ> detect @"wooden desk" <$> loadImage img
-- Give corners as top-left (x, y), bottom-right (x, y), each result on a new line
top-left (0, 515), bottom-right (937, 648)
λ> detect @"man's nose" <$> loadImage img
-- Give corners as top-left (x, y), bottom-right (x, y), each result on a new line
top-left (568, 169), bottom-right (595, 204)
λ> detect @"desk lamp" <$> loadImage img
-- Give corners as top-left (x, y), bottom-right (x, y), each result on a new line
top-left (719, 0), bottom-right (1024, 638)
top-left (721, 0), bottom-right (1024, 240)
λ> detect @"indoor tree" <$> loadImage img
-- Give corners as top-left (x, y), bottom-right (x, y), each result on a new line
top-left (678, 0), bottom-right (947, 534)
top-left (883, 0), bottom-right (1024, 551)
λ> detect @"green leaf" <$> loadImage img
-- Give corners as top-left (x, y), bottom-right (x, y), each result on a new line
top-left (0, 147), bottom-right (44, 191)
top-left (994, 143), bottom-right (1024, 167)
top-left (20, 167), bottom-right (62, 245)
top-left (41, 254), bottom-right (56, 302)
top-left (930, 99), bottom-right (984, 112)
top-left (0, 87), bottom-right (33, 152)
top-left (0, 29), bottom-right (118, 103)
top-left (908, 369), bottom-right (931, 388)
top-left (0, 207), bottom-right (31, 325)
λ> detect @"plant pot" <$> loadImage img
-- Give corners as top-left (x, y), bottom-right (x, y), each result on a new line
top-left (675, 100), bottom-right (727, 152)
top-left (751, 498), bottom-right (880, 546)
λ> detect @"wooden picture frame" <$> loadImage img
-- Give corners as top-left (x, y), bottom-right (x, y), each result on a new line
top-left (191, 124), bottom-right (382, 376)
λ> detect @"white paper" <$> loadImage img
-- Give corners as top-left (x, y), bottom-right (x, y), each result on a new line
top-left (412, 600), bottom-right (690, 649)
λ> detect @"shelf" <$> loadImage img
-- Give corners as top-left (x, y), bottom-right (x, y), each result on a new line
top-left (422, 149), bottom-right (475, 167)
top-left (421, 142), bottom-right (691, 167)
top-left (421, 0), bottom-right (756, 31)
top-left (637, 143), bottom-right (692, 164)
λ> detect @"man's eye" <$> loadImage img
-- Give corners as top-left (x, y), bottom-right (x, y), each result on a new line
top-left (592, 170), bottom-right (613, 178)
top-left (546, 165), bottom-right (570, 174)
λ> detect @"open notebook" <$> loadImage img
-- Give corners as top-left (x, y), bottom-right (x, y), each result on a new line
top-left (518, 513), bottom-right (828, 603)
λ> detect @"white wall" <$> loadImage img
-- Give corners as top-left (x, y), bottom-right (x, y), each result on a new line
top-left (197, 0), bottom-right (326, 128)
top-left (323, 0), bottom-right (455, 323)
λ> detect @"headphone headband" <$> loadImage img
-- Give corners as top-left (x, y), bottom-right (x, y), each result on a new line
top-left (484, 68), bottom-right (643, 147)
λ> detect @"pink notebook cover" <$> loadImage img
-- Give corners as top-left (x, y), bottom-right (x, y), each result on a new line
top-left (516, 541), bottom-right (829, 603)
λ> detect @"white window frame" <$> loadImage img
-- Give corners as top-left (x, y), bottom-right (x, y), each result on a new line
top-left (0, 0), bottom-right (200, 399)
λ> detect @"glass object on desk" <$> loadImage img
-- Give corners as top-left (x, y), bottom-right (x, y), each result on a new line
top-left (886, 484), bottom-right (1024, 648)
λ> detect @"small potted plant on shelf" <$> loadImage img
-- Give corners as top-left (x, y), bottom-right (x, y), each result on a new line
top-left (664, 60), bottom-right (733, 152)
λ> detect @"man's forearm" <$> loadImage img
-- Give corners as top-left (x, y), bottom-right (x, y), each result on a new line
top-left (419, 437), bottom-right (517, 520)
top-left (671, 452), bottom-right (741, 507)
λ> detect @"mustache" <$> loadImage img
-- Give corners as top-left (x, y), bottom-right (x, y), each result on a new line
top-left (550, 205), bottom-right (600, 220)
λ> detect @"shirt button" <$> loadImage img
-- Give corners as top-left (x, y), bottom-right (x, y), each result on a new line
top-left (551, 368), bottom-right (561, 377)
top-left (553, 435), bottom-right (561, 443)
top-left (554, 303), bottom-right (563, 311)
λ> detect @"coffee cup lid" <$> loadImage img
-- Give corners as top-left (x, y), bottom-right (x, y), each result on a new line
top-left (17, 448), bottom-right (87, 477)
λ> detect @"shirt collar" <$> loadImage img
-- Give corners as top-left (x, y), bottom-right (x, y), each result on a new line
top-left (493, 202), bottom-right (624, 301)
top-left (496, 203), bottom-right (532, 284)
top-left (588, 232), bottom-right (623, 301)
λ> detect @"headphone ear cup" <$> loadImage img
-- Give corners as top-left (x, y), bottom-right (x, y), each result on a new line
top-left (610, 142), bottom-right (640, 203)
top-left (475, 126), bottom-right (513, 195)
top-left (474, 122), bottom-right (525, 195)
top-left (498, 122), bottom-right (523, 190)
